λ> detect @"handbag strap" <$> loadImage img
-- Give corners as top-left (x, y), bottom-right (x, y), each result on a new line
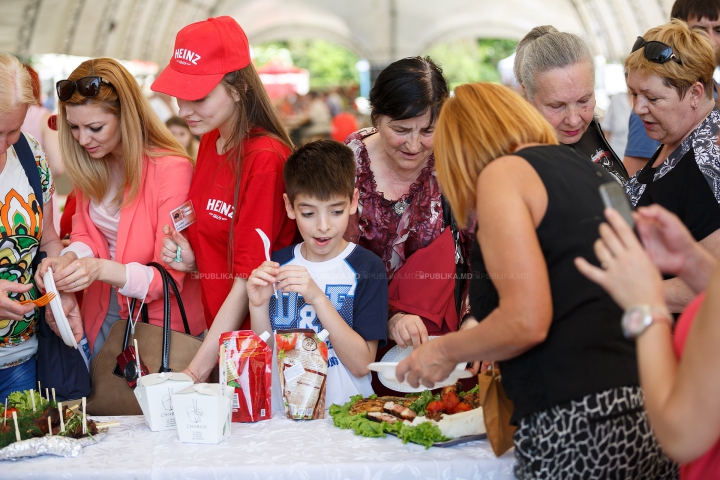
top-left (120, 262), bottom-right (192, 373)
top-left (147, 262), bottom-right (191, 334)
top-left (440, 195), bottom-right (466, 315)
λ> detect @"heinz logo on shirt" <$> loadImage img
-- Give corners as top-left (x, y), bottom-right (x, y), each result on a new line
top-left (174, 48), bottom-right (201, 66)
top-left (206, 199), bottom-right (234, 220)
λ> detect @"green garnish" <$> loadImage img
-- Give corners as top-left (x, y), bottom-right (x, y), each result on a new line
top-left (407, 390), bottom-right (439, 416)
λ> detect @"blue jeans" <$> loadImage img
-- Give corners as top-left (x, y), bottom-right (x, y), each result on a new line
top-left (0, 356), bottom-right (36, 404)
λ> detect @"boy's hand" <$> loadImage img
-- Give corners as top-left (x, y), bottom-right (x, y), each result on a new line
top-left (247, 261), bottom-right (280, 307)
top-left (276, 265), bottom-right (324, 304)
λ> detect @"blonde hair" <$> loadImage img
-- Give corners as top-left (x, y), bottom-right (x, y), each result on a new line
top-left (58, 58), bottom-right (191, 206)
top-left (625, 19), bottom-right (715, 100)
top-left (514, 25), bottom-right (594, 100)
top-left (434, 82), bottom-right (558, 227)
top-left (0, 53), bottom-right (36, 115)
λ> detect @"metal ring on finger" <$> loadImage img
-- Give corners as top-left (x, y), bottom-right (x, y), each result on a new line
top-left (73, 281), bottom-right (77, 288)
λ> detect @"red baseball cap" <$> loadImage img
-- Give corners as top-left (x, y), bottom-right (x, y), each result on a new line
top-left (151, 16), bottom-right (250, 100)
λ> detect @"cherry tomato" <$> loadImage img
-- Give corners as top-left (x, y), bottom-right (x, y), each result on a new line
top-left (2, 407), bottom-right (18, 418)
top-left (441, 391), bottom-right (460, 411)
top-left (425, 400), bottom-right (446, 415)
top-left (447, 402), bottom-right (472, 414)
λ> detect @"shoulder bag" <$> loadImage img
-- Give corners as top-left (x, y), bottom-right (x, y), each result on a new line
top-left (86, 262), bottom-right (203, 415)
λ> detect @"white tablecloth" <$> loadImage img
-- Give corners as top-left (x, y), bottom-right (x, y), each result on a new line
top-left (4, 414), bottom-right (516, 479)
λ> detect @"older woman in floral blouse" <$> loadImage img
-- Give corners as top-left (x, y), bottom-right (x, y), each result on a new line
top-left (344, 56), bottom-right (476, 394)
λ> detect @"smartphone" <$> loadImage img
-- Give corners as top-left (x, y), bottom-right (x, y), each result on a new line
top-left (598, 182), bottom-right (635, 229)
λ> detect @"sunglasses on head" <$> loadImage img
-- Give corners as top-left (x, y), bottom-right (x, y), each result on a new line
top-left (632, 37), bottom-right (682, 65)
top-left (56, 76), bottom-right (112, 102)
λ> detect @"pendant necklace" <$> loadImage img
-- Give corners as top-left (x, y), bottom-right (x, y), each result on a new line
top-left (392, 196), bottom-right (411, 215)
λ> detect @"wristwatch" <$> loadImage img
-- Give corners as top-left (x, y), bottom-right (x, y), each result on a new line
top-left (621, 305), bottom-right (674, 339)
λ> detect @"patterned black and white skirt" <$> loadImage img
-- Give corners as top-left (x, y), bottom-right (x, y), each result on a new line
top-left (513, 386), bottom-right (678, 479)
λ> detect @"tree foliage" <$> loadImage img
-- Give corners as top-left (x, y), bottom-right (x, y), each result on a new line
top-left (426, 38), bottom-right (518, 89)
top-left (254, 39), bottom-right (360, 90)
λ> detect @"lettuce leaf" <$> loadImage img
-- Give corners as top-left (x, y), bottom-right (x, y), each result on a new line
top-left (8, 390), bottom-right (47, 413)
top-left (389, 421), bottom-right (447, 448)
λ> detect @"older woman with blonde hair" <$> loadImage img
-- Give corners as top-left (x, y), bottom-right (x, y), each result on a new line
top-left (35, 57), bottom-right (206, 357)
top-left (396, 82), bottom-right (676, 479)
top-left (514, 26), bottom-right (629, 184)
top-left (625, 19), bottom-right (720, 313)
top-left (0, 53), bottom-right (65, 401)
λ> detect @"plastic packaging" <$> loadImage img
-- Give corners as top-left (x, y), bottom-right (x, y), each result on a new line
top-left (218, 330), bottom-right (272, 423)
top-left (276, 329), bottom-right (329, 420)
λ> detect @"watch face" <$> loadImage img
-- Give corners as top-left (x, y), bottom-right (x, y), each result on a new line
top-left (626, 309), bottom-right (646, 334)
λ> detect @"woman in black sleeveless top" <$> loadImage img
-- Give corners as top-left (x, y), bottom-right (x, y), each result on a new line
top-left (396, 83), bottom-right (675, 479)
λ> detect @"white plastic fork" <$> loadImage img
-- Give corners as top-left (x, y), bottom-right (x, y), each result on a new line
top-left (255, 228), bottom-right (280, 299)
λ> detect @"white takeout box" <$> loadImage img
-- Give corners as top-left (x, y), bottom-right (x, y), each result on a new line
top-left (171, 383), bottom-right (233, 444)
top-left (134, 372), bottom-right (194, 431)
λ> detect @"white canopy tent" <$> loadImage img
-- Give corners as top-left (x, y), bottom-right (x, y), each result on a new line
top-left (1, 0), bottom-right (674, 70)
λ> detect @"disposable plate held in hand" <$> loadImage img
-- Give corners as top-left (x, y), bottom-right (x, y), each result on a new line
top-left (367, 361), bottom-right (472, 393)
top-left (43, 268), bottom-right (77, 348)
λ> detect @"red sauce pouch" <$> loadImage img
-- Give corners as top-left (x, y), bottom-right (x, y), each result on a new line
top-left (219, 330), bottom-right (272, 423)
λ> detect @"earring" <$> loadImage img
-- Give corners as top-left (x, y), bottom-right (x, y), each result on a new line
top-left (693, 104), bottom-right (698, 110)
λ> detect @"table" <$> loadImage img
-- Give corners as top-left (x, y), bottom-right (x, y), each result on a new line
top-left (4, 414), bottom-right (516, 479)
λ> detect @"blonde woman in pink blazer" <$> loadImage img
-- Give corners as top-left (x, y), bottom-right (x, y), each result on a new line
top-left (35, 58), bottom-right (205, 354)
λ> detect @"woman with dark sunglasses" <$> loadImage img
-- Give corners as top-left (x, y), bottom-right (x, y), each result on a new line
top-left (514, 25), bottom-right (630, 186)
top-left (34, 58), bottom-right (207, 360)
top-left (625, 19), bottom-right (720, 314)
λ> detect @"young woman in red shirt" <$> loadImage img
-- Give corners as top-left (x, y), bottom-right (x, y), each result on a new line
top-left (152, 17), bottom-right (296, 382)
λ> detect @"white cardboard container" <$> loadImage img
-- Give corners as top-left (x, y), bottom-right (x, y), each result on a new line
top-left (134, 372), bottom-right (194, 431)
top-left (171, 383), bottom-right (233, 444)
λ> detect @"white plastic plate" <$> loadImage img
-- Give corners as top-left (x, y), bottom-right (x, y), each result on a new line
top-left (43, 267), bottom-right (77, 348)
top-left (367, 360), bottom-right (472, 393)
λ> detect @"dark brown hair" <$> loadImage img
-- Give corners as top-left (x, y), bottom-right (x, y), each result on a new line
top-left (369, 56), bottom-right (448, 128)
top-left (671, 0), bottom-right (720, 21)
top-left (283, 139), bottom-right (355, 204)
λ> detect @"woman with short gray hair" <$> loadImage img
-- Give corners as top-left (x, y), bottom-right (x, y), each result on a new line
top-left (515, 25), bottom-right (629, 184)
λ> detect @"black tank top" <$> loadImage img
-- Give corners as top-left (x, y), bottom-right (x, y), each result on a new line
top-left (470, 145), bottom-right (638, 423)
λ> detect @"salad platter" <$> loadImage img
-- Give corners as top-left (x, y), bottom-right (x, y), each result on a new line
top-left (0, 389), bottom-right (106, 460)
top-left (330, 382), bottom-right (486, 448)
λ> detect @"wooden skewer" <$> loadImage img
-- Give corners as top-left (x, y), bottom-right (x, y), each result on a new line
top-left (82, 397), bottom-right (87, 434)
top-left (51, 388), bottom-right (56, 404)
top-left (47, 416), bottom-right (52, 436)
top-left (45, 388), bottom-right (49, 403)
top-left (37, 381), bottom-right (41, 393)
top-left (12, 411), bottom-right (20, 442)
top-left (95, 420), bottom-right (120, 428)
top-left (30, 389), bottom-right (36, 412)
top-left (58, 402), bottom-right (65, 433)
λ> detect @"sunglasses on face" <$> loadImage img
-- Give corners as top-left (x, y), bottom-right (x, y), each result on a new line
top-left (632, 37), bottom-right (682, 65)
top-left (56, 76), bottom-right (112, 102)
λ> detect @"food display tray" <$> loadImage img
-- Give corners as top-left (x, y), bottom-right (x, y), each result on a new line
top-left (388, 431), bottom-right (487, 447)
